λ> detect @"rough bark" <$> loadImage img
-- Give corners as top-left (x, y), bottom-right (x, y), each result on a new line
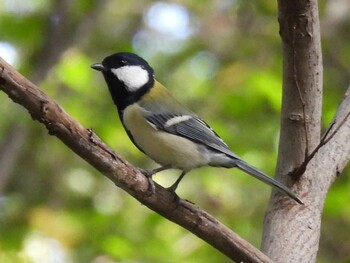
top-left (0, 58), bottom-right (273, 263)
top-left (261, 1), bottom-right (350, 262)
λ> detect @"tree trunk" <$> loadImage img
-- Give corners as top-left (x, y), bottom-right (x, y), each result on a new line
top-left (262, 1), bottom-right (350, 262)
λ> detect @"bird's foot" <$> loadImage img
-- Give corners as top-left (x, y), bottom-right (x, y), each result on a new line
top-left (165, 185), bottom-right (180, 204)
top-left (139, 168), bottom-right (156, 194)
top-left (166, 181), bottom-right (179, 193)
top-left (139, 165), bottom-right (174, 195)
top-left (162, 171), bottom-right (187, 203)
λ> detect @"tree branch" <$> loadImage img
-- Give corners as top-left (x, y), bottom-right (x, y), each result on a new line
top-left (0, 58), bottom-right (273, 262)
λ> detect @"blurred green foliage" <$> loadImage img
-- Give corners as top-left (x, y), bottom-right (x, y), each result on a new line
top-left (0, 0), bottom-right (349, 262)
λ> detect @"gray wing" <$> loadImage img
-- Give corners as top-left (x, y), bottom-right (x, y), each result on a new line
top-left (138, 87), bottom-right (240, 159)
top-left (146, 112), bottom-right (240, 159)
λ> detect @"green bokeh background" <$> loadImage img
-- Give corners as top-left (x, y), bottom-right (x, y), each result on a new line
top-left (0, 1), bottom-right (349, 262)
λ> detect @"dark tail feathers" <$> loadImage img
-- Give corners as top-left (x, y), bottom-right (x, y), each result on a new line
top-left (235, 160), bottom-right (303, 204)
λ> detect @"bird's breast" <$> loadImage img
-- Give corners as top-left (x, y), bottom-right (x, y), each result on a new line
top-left (122, 103), bottom-right (209, 170)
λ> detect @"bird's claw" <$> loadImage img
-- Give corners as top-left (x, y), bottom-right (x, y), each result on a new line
top-left (139, 168), bottom-right (156, 194)
top-left (147, 176), bottom-right (156, 194)
top-left (165, 184), bottom-right (181, 203)
top-left (166, 183), bottom-right (178, 193)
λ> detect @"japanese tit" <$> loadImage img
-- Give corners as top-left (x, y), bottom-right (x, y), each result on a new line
top-left (91, 52), bottom-right (302, 204)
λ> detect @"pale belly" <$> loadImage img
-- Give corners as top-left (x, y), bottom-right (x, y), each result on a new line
top-left (122, 104), bottom-right (209, 170)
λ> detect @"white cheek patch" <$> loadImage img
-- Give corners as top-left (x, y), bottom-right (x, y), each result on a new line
top-left (164, 115), bottom-right (193, 127)
top-left (111, 65), bottom-right (149, 92)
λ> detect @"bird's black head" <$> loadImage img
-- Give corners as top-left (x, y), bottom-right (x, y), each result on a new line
top-left (91, 52), bottom-right (155, 112)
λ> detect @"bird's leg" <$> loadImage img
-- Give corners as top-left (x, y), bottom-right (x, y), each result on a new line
top-left (167, 171), bottom-right (187, 192)
top-left (139, 165), bottom-right (173, 193)
top-left (140, 164), bottom-right (173, 177)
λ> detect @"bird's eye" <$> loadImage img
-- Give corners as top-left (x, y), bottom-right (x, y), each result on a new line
top-left (121, 60), bottom-right (127, 65)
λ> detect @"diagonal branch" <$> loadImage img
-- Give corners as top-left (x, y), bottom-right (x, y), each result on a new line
top-left (292, 96), bottom-right (350, 178)
top-left (0, 58), bottom-right (273, 262)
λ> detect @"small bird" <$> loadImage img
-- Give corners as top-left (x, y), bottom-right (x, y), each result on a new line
top-left (91, 52), bottom-right (302, 204)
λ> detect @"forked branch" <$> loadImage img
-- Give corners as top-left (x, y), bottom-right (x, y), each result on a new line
top-left (292, 102), bottom-right (350, 178)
